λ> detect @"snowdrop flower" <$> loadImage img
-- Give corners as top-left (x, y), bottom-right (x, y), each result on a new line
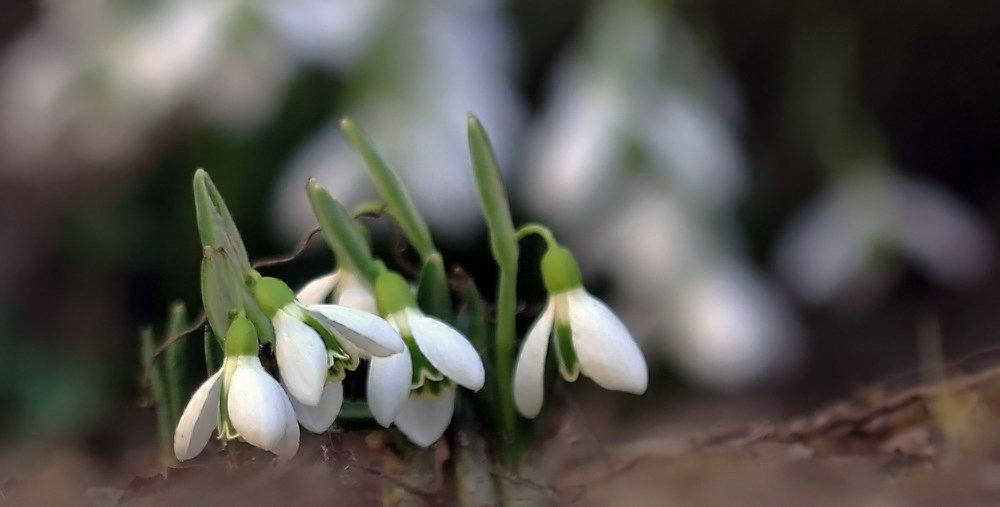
top-left (296, 269), bottom-right (377, 314)
top-left (174, 312), bottom-right (298, 461)
top-left (776, 169), bottom-right (992, 306)
top-left (670, 262), bottom-right (801, 390)
top-left (514, 245), bottom-right (647, 418)
top-left (251, 272), bottom-right (404, 433)
top-left (366, 270), bottom-right (485, 447)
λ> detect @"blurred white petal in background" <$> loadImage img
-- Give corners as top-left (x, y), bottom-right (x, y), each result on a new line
top-left (671, 263), bottom-right (801, 390)
top-left (776, 168), bottom-right (993, 306)
top-left (273, 0), bottom-right (524, 244)
top-left (262, 0), bottom-right (388, 68)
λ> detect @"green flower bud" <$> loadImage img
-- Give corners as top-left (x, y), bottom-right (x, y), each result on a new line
top-left (251, 272), bottom-right (297, 318)
top-left (374, 270), bottom-right (417, 316)
top-left (223, 312), bottom-right (259, 357)
top-left (540, 245), bottom-right (582, 294)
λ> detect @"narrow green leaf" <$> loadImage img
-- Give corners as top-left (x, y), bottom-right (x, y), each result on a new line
top-left (200, 246), bottom-right (240, 340)
top-left (467, 114), bottom-right (518, 269)
top-left (467, 114), bottom-right (519, 463)
top-left (200, 246), bottom-right (274, 345)
top-left (459, 280), bottom-right (501, 436)
top-left (140, 327), bottom-right (172, 460)
top-left (164, 302), bottom-right (189, 429)
top-left (192, 169), bottom-right (251, 274)
top-left (459, 279), bottom-right (490, 358)
top-left (340, 118), bottom-right (436, 259)
top-left (204, 325), bottom-right (223, 375)
top-left (306, 179), bottom-right (380, 285)
top-left (416, 253), bottom-right (452, 321)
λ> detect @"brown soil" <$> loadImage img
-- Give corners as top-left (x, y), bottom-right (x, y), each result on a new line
top-left (6, 360), bottom-right (1000, 506)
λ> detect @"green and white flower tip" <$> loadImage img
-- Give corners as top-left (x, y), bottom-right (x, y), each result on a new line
top-left (173, 312), bottom-right (299, 461)
top-left (366, 270), bottom-right (485, 447)
top-left (513, 244), bottom-right (648, 419)
top-left (250, 271), bottom-right (404, 433)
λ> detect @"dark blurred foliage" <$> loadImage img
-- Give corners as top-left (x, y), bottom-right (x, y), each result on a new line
top-left (685, 0), bottom-right (1000, 251)
top-left (0, 0), bottom-right (998, 443)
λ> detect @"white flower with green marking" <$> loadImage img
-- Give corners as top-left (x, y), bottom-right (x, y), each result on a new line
top-left (513, 245), bottom-right (647, 418)
top-left (173, 313), bottom-right (299, 461)
top-left (252, 272), bottom-right (404, 433)
top-left (366, 271), bottom-right (485, 447)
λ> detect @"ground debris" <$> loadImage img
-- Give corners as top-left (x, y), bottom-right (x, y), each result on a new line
top-left (11, 360), bottom-right (1000, 505)
top-left (547, 362), bottom-right (1000, 505)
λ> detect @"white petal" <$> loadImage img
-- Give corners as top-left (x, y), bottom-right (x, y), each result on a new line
top-left (275, 390), bottom-right (300, 460)
top-left (513, 302), bottom-right (555, 418)
top-left (774, 187), bottom-right (869, 304)
top-left (366, 347), bottom-right (413, 427)
top-left (897, 175), bottom-right (993, 284)
top-left (228, 356), bottom-right (294, 453)
top-left (333, 272), bottom-right (378, 314)
top-left (394, 388), bottom-right (456, 448)
top-left (408, 310), bottom-right (485, 391)
top-left (309, 304), bottom-right (404, 356)
top-left (295, 272), bottom-right (339, 305)
top-left (274, 309), bottom-right (328, 406)
top-left (288, 380), bottom-right (344, 433)
top-left (173, 369), bottom-right (222, 461)
top-left (566, 288), bottom-right (648, 394)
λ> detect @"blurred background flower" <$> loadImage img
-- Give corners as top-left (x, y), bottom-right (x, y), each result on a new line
top-left (0, 0), bottom-right (998, 447)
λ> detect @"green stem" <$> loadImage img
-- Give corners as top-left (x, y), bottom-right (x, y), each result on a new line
top-left (352, 200), bottom-right (387, 218)
top-left (514, 223), bottom-right (559, 247)
top-left (495, 265), bottom-right (518, 466)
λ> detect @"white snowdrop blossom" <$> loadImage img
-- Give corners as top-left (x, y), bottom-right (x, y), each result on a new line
top-left (514, 245), bottom-right (647, 418)
top-left (366, 271), bottom-right (485, 447)
top-left (252, 273), bottom-right (404, 433)
top-left (174, 313), bottom-right (299, 461)
top-left (776, 169), bottom-right (993, 306)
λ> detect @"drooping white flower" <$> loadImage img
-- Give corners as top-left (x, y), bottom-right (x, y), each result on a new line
top-left (776, 169), bottom-right (993, 306)
top-left (173, 313), bottom-right (298, 461)
top-left (366, 271), bottom-right (485, 447)
top-left (514, 245), bottom-right (647, 418)
top-left (252, 272), bottom-right (403, 433)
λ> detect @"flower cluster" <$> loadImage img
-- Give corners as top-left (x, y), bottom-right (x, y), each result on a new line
top-left (169, 121), bottom-right (648, 464)
top-left (175, 268), bottom-right (485, 460)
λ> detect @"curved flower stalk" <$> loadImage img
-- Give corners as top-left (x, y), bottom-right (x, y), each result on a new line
top-left (514, 244), bottom-right (647, 418)
top-left (367, 270), bottom-right (485, 447)
top-left (251, 272), bottom-right (404, 433)
top-left (296, 269), bottom-right (377, 314)
top-left (174, 312), bottom-right (298, 461)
